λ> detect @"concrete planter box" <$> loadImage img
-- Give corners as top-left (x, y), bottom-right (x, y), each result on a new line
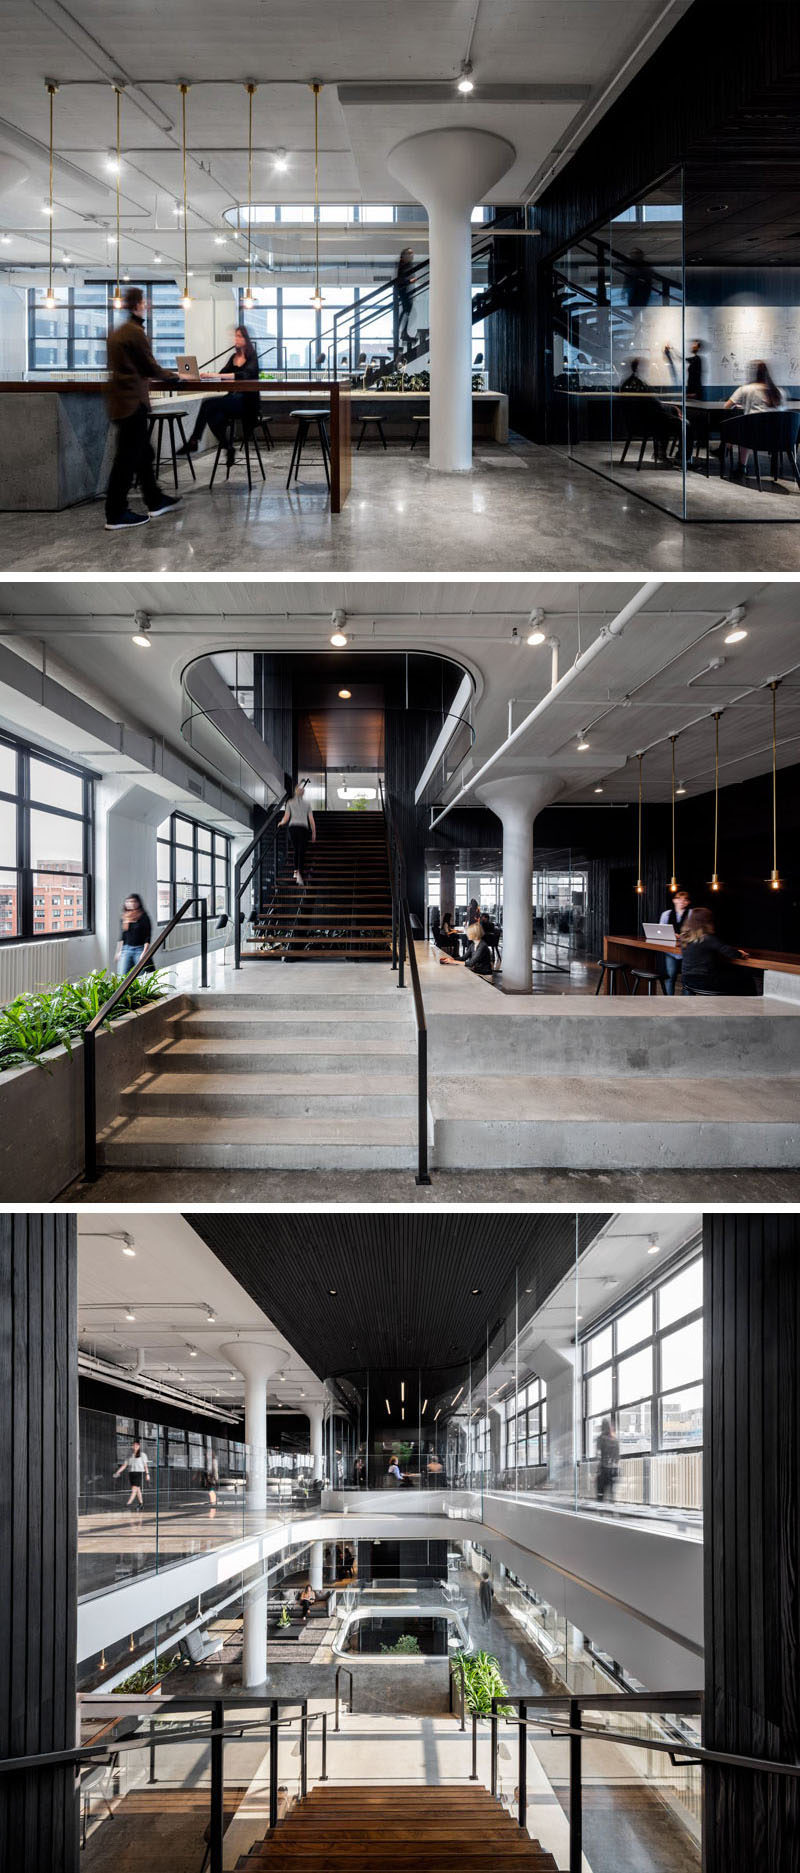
top-left (0, 991), bottom-right (189, 1199)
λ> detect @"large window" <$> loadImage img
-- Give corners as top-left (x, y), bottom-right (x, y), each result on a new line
top-left (28, 282), bottom-right (185, 372)
top-left (0, 732), bottom-right (93, 942)
top-left (156, 813), bottom-right (231, 923)
top-left (503, 1377), bottom-right (548, 1471)
top-left (582, 1252), bottom-right (703, 1460)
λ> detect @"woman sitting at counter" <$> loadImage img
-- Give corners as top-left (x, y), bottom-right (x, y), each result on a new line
top-left (178, 325), bottom-right (259, 467)
top-left (679, 907), bottom-right (751, 995)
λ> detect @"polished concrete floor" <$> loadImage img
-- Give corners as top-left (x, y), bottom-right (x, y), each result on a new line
top-left (567, 439), bottom-right (800, 521)
top-left (64, 1164), bottom-right (800, 1202)
top-left (3, 435), bottom-right (800, 571)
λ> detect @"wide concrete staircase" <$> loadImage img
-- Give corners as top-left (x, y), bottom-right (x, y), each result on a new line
top-left (96, 981), bottom-right (422, 1170)
top-left (244, 810), bottom-right (393, 962)
top-left (234, 1785), bottom-right (558, 1871)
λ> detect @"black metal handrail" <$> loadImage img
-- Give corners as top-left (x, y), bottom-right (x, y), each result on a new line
top-left (0, 1696), bottom-right (329, 1873)
top-left (379, 780), bottom-right (430, 1186)
top-left (324, 224), bottom-right (512, 378)
top-left (233, 790), bottom-right (290, 968)
top-left (334, 1663), bottom-right (354, 1732)
top-left (83, 894), bottom-right (208, 1183)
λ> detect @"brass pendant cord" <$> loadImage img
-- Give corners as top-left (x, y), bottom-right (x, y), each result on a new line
top-left (245, 83), bottom-right (256, 303)
top-left (670, 735), bottom-right (677, 892)
top-left (712, 712), bottom-right (720, 885)
top-left (114, 86), bottom-right (121, 305)
top-left (46, 82), bottom-right (57, 302)
top-left (771, 681), bottom-right (780, 883)
top-left (180, 84), bottom-right (189, 301)
top-left (636, 753), bottom-right (644, 894)
top-left (312, 81), bottom-right (322, 306)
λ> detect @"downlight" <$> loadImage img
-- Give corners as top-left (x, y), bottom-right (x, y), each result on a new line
top-left (132, 610), bottom-right (152, 648)
top-left (330, 608), bottom-right (348, 647)
top-left (577, 732), bottom-right (590, 752)
top-left (526, 608), bottom-right (546, 646)
top-left (722, 604), bottom-right (748, 645)
top-left (457, 61), bottom-right (475, 94)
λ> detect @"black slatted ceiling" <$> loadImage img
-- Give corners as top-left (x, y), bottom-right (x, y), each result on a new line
top-left (188, 1213), bottom-right (605, 1387)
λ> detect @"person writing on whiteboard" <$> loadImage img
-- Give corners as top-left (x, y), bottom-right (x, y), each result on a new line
top-left (659, 886), bottom-right (691, 995)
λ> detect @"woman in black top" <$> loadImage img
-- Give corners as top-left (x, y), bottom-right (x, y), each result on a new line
top-left (117, 894), bottom-right (152, 976)
top-left (437, 914), bottom-right (495, 977)
top-left (179, 325), bottom-right (259, 464)
top-left (679, 907), bottom-right (749, 995)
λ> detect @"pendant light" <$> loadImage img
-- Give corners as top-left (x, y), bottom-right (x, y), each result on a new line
top-left (635, 753), bottom-right (645, 896)
top-left (669, 734), bottom-right (678, 893)
top-left (310, 82), bottom-right (325, 310)
top-left (243, 82), bottom-right (256, 310)
top-left (708, 712), bottom-right (722, 892)
top-left (179, 83), bottom-right (191, 309)
top-left (43, 81), bottom-right (58, 308)
top-left (767, 681), bottom-right (783, 890)
top-left (112, 85), bottom-right (123, 310)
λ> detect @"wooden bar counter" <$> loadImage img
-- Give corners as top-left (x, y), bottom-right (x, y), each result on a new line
top-left (603, 933), bottom-right (800, 995)
top-left (0, 376), bottom-right (507, 511)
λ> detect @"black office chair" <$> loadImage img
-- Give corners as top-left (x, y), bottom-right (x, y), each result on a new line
top-left (720, 410), bottom-right (800, 490)
top-left (618, 396), bottom-right (678, 470)
top-left (286, 408), bottom-right (331, 489)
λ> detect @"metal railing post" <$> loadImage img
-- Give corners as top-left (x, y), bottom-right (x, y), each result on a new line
top-left (416, 1022), bottom-right (430, 1186)
top-left (83, 1025), bottom-right (97, 1183)
top-left (300, 1702), bottom-right (308, 1800)
top-left (200, 897), bottom-right (208, 988)
top-left (518, 1701), bottom-right (527, 1831)
top-left (490, 1699), bottom-right (498, 1799)
top-left (320, 1712), bottom-right (328, 1781)
top-left (471, 1711), bottom-right (478, 1780)
top-left (458, 1660), bottom-right (466, 1732)
top-left (148, 1719), bottom-right (156, 1784)
top-left (569, 1698), bottom-right (582, 1873)
top-left (398, 887), bottom-right (406, 989)
top-left (269, 1700), bottom-right (279, 1830)
top-left (209, 1698), bottom-right (224, 1873)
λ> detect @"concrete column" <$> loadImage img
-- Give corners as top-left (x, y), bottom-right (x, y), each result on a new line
top-left (310, 1541), bottom-right (324, 1592)
top-left (305, 1403), bottom-right (325, 1482)
top-left (388, 129), bottom-right (515, 472)
top-left (438, 854), bottom-right (457, 922)
top-left (221, 1338), bottom-right (286, 1689)
top-left (477, 775), bottom-right (565, 993)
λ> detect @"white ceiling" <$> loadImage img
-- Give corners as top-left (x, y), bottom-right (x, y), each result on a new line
top-left (0, 0), bottom-right (689, 273)
top-left (2, 578), bottom-right (798, 807)
top-left (77, 1211), bottom-right (321, 1412)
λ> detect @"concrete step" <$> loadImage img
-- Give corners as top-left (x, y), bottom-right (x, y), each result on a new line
top-left (179, 992), bottom-right (405, 1011)
top-left (431, 1073), bottom-right (800, 1169)
top-left (175, 1009), bottom-right (412, 1040)
top-left (427, 996), bottom-right (800, 1079)
top-left (148, 1037), bottom-right (416, 1071)
top-left (120, 1071), bottom-right (419, 1118)
top-left (97, 1113), bottom-right (419, 1169)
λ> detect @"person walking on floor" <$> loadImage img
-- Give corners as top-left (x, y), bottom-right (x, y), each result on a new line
top-left (104, 285), bottom-right (181, 530)
top-left (479, 1573), bottom-right (494, 1623)
top-left (280, 783), bottom-right (316, 888)
top-left (115, 894), bottom-right (152, 976)
top-left (394, 247), bottom-right (415, 356)
top-left (114, 1439), bottom-right (150, 1512)
top-left (595, 1417), bottom-right (619, 1501)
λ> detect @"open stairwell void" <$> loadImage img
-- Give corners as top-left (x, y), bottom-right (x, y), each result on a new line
top-left (234, 1785), bottom-right (558, 1872)
top-left (245, 811), bottom-right (393, 963)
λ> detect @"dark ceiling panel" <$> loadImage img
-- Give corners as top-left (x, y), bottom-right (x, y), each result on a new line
top-left (188, 1213), bottom-right (606, 1385)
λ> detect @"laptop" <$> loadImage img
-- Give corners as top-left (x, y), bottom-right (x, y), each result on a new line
top-left (642, 921), bottom-right (677, 945)
top-left (176, 355), bottom-right (199, 377)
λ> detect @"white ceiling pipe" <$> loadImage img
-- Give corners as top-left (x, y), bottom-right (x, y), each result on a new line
top-left (428, 580), bottom-right (662, 831)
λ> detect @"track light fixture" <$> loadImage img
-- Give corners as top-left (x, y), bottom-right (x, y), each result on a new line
top-left (457, 60), bottom-right (475, 94)
top-left (44, 82), bottom-right (58, 308)
top-left (722, 604), bottom-right (747, 645)
top-left (244, 82), bottom-right (256, 310)
top-left (330, 608), bottom-right (348, 647)
top-left (526, 609), bottom-right (546, 646)
top-left (178, 83), bottom-right (191, 308)
top-left (576, 732), bottom-right (590, 752)
top-left (509, 625), bottom-right (520, 646)
top-left (132, 609), bottom-right (152, 648)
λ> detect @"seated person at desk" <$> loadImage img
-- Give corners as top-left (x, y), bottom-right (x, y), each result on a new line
top-left (723, 359), bottom-right (784, 475)
top-left (659, 886), bottom-right (692, 994)
top-left (104, 284), bottom-right (181, 531)
top-left (431, 910), bottom-right (458, 957)
top-left (437, 914), bottom-right (495, 976)
top-left (619, 358), bottom-right (683, 463)
top-left (178, 324), bottom-right (259, 466)
top-left (679, 907), bottom-right (750, 995)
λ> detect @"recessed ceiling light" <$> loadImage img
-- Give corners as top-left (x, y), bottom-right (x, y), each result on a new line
top-left (338, 688), bottom-right (351, 699)
top-left (457, 60), bottom-right (475, 94)
top-left (385, 1398), bottom-right (391, 1414)
top-left (594, 785), bottom-right (604, 794)
top-left (329, 1288), bottom-right (337, 1296)
top-left (471, 1287), bottom-right (481, 1295)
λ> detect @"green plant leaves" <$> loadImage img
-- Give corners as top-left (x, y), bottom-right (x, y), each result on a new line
top-left (451, 1649), bottom-right (511, 1715)
top-left (380, 1633), bottom-right (422, 1654)
top-left (0, 968), bottom-right (168, 1071)
top-left (112, 1651), bottom-right (180, 1694)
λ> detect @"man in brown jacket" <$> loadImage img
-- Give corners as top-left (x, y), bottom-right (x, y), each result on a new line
top-left (104, 285), bottom-right (181, 529)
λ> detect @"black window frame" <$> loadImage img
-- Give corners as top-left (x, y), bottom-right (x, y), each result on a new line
top-left (581, 1246), bottom-right (703, 1461)
top-left (27, 281), bottom-right (186, 373)
top-left (156, 811), bottom-right (231, 921)
top-left (0, 730), bottom-right (95, 944)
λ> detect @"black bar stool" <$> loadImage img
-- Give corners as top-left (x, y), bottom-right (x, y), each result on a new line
top-left (357, 415), bottom-right (387, 451)
top-left (147, 408), bottom-right (196, 488)
top-left (286, 408), bottom-right (331, 489)
top-left (209, 413), bottom-right (266, 493)
top-left (410, 415), bottom-right (429, 451)
top-left (595, 959), bottom-right (630, 996)
top-left (629, 968), bottom-right (663, 996)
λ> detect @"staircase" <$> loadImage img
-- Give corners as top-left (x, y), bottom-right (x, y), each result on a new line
top-left (96, 979), bottom-right (421, 1170)
top-left (244, 810), bottom-right (393, 963)
top-left (234, 1785), bottom-right (558, 1871)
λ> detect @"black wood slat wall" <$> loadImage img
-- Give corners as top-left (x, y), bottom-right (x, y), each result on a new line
top-left (703, 1213), bottom-right (800, 1872)
top-left (0, 1213), bottom-right (78, 1873)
